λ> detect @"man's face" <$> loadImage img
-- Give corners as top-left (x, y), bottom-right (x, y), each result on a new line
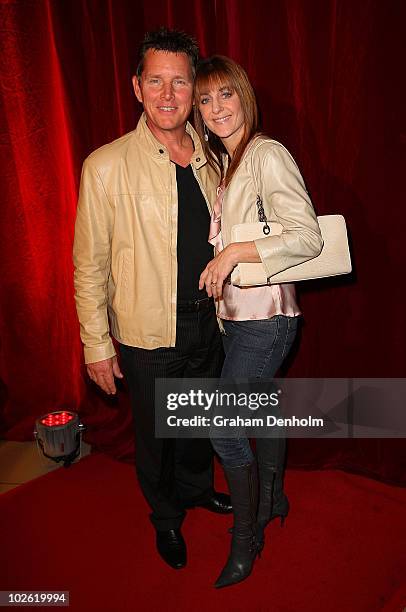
top-left (133, 49), bottom-right (194, 135)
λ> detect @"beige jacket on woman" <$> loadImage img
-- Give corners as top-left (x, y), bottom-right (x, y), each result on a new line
top-left (221, 136), bottom-right (323, 280)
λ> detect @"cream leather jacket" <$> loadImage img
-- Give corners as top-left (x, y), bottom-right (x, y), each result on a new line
top-left (221, 136), bottom-right (323, 279)
top-left (73, 114), bottom-right (217, 363)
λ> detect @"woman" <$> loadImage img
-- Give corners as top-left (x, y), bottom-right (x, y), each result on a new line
top-left (194, 56), bottom-right (323, 588)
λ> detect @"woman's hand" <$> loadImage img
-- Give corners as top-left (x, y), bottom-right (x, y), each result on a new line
top-left (199, 241), bottom-right (263, 298)
top-left (199, 244), bottom-right (239, 299)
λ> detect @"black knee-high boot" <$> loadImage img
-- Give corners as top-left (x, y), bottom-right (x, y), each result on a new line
top-left (214, 461), bottom-right (259, 589)
top-left (255, 437), bottom-right (289, 550)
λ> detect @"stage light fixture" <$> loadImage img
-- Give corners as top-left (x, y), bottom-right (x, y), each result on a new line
top-left (34, 410), bottom-right (85, 467)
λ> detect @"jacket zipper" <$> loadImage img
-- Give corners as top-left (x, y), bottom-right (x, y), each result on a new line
top-left (170, 162), bottom-right (177, 347)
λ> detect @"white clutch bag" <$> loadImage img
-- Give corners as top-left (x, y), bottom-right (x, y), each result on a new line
top-left (230, 214), bottom-right (352, 287)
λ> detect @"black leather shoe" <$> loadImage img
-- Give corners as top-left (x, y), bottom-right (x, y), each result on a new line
top-left (194, 492), bottom-right (232, 514)
top-left (156, 529), bottom-right (187, 569)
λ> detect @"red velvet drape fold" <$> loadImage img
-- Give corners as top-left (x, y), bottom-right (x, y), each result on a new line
top-left (1, 0), bottom-right (405, 483)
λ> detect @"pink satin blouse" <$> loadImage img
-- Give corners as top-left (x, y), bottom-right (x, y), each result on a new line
top-left (208, 184), bottom-right (301, 321)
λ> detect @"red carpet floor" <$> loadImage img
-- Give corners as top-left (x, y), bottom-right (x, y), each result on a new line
top-left (0, 453), bottom-right (405, 612)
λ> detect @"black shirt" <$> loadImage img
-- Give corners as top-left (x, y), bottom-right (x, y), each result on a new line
top-left (175, 163), bottom-right (214, 300)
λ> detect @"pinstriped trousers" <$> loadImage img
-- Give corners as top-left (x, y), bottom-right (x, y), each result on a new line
top-left (120, 304), bottom-right (224, 531)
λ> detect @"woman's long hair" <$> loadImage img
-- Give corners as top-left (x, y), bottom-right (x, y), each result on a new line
top-left (194, 55), bottom-right (259, 187)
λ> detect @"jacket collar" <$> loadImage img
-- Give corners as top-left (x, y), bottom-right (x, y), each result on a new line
top-left (133, 112), bottom-right (207, 169)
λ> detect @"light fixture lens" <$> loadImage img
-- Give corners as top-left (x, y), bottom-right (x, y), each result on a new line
top-left (41, 411), bottom-right (75, 427)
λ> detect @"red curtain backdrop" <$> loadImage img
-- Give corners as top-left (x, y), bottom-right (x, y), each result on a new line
top-left (1, 0), bottom-right (405, 483)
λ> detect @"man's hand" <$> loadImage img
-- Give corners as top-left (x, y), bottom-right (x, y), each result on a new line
top-left (86, 356), bottom-right (124, 395)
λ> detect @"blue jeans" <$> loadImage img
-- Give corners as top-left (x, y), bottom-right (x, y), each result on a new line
top-left (211, 315), bottom-right (299, 467)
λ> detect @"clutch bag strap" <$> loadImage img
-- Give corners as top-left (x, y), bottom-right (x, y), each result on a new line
top-left (250, 138), bottom-right (272, 236)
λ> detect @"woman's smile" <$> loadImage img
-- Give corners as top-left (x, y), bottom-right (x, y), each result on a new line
top-left (199, 85), bottom-right (245, 155)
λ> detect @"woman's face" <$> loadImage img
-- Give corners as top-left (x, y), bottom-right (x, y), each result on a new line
top-left (198, 82), bottom-right (245, 155)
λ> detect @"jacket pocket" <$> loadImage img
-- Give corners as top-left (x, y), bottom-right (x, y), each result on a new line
top-left (115, 251), bottom-right (130, 313)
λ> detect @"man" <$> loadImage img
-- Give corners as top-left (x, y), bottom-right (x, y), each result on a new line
top-left (73, 28), bottom-right (231, 570)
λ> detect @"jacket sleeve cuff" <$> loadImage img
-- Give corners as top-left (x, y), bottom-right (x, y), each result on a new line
top-left (254, 233), bottom-right (324, 279)
top-left (84, 341), bottom-right (117, 364)
top-left (254, 237), bottom-right (288, 278)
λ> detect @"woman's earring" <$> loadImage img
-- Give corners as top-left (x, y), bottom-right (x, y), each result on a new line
top-left (203, 124), bottom-right (209, 142)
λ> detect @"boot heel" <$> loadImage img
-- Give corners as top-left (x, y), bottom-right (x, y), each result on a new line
top-left (257, 544), bottom-right (263, 558)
